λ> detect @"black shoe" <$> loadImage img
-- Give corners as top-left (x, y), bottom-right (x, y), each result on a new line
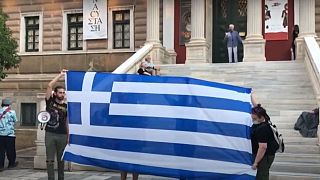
top-left (7, 161), bottom-right (18, 169)
top-left (0, 167), bottom-right (4, 172)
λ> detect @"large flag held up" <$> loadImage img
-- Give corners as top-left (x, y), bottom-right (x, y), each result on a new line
top-left (63, 71), bottom-right (256, 179)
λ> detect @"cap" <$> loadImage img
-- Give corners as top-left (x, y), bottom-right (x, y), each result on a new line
top-left (2, 98), bottom-right (12, 106)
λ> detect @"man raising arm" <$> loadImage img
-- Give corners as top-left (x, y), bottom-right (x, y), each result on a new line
top-left (45, 69), bottom-right (68, 180)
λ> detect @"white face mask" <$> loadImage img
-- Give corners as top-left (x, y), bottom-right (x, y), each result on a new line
top-left (252, 120), bottom-right (261, 125)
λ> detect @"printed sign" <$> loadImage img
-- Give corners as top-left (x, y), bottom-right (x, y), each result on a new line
top-left (179, 0), bottom-right (191, 45)
top-left (265, 0), bottom-right (288, 40)
top-left (83, 0), bottom-right (107, 40)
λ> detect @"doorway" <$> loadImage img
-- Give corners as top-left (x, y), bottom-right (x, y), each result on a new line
top-left (263, 0), bottom-right (294, 61)
top-left (213, 0), bottom-right (247, 63)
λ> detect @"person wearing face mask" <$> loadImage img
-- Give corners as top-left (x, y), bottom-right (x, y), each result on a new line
top-left (250, 94), bottom-right (275, 180)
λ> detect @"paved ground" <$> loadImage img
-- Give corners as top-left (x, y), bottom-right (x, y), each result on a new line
top-left (0, 147), bottom-right (176, 180)
top-left (0, 169), bottom-right (175, 180)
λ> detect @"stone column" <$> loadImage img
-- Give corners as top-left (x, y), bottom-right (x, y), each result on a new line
top-left (146, 0), bottom-right (166, 65)
top-left (243, 0), bottom-right (266, 61)
top-left (296, 0), bottom-right (316, 60)
top-left (163, 0), bottom-right (177, 63)
top-left (185, 0), bottom-right (209, 63)
top-left (34, 93), bottom-right (46, 169)
top-left (146, 0), bottom-right (161, 44)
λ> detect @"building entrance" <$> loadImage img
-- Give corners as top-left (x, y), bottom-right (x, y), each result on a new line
top-left (213, 0), bottom-right (247, 63)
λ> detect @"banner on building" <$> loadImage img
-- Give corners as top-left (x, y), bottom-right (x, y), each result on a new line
top-left (179, 0), bottom-right (191, 45)
top-left (83, 0), bottom-right (107, 40)
top-left (265, 0), bottom-right (288, 40)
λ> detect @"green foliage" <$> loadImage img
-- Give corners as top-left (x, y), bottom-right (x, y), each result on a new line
top-left (0, 9), bottom-right (21, 80)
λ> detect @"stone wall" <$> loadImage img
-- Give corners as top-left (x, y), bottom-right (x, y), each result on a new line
top-left (0, 0), bottom-right (148, 51)
top-left (0, 0), bottom-right (152, 150)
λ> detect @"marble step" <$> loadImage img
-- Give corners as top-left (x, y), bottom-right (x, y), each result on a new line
top-left (270, 162), bottom-right (320, 174)
top-left (275, 153), bottom-right (320, 163)
top-left (270, 172), bottom-right (320, 180)
top-left (283, 137), bottom-right (318, 145)
top-left (281, 144), bottom-right (320, 154)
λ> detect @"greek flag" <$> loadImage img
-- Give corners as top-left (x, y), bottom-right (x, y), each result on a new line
top-left (63, 71), bottom-right (256, 179)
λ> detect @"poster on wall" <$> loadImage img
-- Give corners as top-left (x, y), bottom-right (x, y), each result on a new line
top-left (265, 0), bottom-right (288, 40)
top-left (83, 0), bottom-right (107, 40)
top-left (179, 0), bottom-right (191, 45)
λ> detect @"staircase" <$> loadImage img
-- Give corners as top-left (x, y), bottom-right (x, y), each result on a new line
top-left (160, 61), bottom-right (320, 180)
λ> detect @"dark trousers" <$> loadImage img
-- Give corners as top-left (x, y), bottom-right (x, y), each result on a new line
top-left (256, 155), bottom-right (275, 180)
top-left (45, 131), bottom-right (67, 180)
top-left (0, 136), bottom-right (16, 168)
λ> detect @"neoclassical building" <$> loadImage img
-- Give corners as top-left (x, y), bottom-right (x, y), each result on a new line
top-left (0, 0), bottom-right (319, 149)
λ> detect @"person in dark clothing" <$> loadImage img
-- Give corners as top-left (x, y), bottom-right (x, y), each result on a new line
top-left (292, 25), bottom-right (299, 60)
top-left (251, 94), bottom-right (275, 180)
top-left (45, 69), bottom-right (69, 180)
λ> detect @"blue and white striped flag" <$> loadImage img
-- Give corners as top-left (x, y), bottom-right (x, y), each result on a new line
top-left (63, 71), bottom-right (256, 179)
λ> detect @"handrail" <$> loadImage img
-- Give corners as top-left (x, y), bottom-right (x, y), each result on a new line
top-left (304, 37), bottom-right (320, 96)
top-left (303, 37), bottom-right (320, 145)
top-left (113, 43), bottom-right (154, 74)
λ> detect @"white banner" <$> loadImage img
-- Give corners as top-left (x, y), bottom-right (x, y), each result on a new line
top-left (83, 0), bottom-right (107, 40)
top-left (265, 0), bottom-right (288, 40)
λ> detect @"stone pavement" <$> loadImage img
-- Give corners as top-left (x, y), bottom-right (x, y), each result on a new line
top-left (0, 147), bottom-right (176, 180)
top-left (0, 169), bottom-right (176, 180)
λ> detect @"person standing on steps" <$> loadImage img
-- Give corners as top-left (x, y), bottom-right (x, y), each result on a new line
top-left (45, 69), bottom-right (69, 180)
top-left (225, 24), bottom-right (243, 63)
top-left (291, 25), bottom-right (299, 60)
top-left (250, 94), bottom-right (276, 180)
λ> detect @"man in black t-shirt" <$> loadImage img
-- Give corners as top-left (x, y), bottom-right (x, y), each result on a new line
top-left (45, 69), bottom-right (68, 180)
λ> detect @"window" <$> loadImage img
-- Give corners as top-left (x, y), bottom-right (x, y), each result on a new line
top-left (25, 16), bottom-right (39, 52)
top-left (113, 10), bottom-right (130, 49)
top-left (21, 103), bottom-right (37, 126)
top-left (67, 13), bottom-right (83, 50)
top-left (20, 13), bottom-right (43, 53)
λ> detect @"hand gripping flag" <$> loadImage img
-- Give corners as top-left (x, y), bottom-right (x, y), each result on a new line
top-left (63, 71), bottom-right (256, 180)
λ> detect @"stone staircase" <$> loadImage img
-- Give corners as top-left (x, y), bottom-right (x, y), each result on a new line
top-left (160, 61), bottom-right (320, 180)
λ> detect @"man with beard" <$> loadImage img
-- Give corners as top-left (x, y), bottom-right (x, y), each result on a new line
top-left (45, 69), bottom-right (68, 180)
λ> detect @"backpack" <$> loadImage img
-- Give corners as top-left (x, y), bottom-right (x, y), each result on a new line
top-left (268, 121), bottom-right (285, 153)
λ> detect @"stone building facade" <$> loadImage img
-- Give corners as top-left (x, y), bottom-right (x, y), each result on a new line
top-left (1, 0), bottom-right (320, 150)
top-left (0, 0), bottom-right (152, 149)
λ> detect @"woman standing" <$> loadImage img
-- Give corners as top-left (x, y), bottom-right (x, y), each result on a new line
top-left (292, 25), bottom-right (299, 60)
top-left (251, 108), bottom-right (276, 179)
top-left (250, 94), bottom-right (276, 180)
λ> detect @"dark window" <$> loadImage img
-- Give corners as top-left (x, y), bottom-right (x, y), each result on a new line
top-left (113, 10), bottom-right (130, 49)
top-left (68, 13), bottom-right (83, 50)
top-left (21, 103), bottom-right (37, 126)
top-left (25, 16), bottom-right (39, 52)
